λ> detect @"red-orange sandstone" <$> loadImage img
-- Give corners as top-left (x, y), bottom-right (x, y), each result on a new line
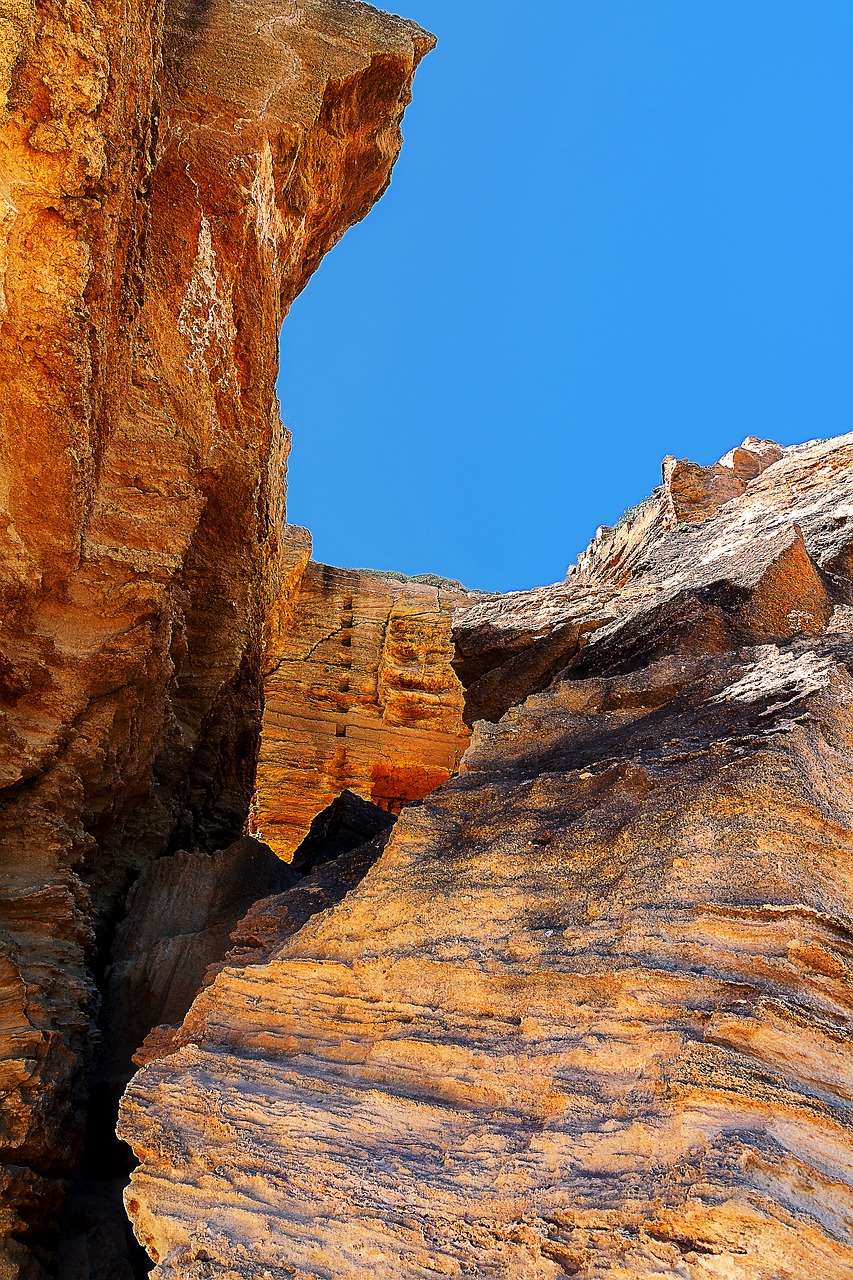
top-left (0, 0), bottom-right (433, 1267)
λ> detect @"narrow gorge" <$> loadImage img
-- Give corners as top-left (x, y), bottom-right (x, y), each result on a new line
top-left (1, 2), bottom-right (853, 1279)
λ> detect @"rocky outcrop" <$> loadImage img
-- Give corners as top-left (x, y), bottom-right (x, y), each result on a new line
top-left (660, 436), bottom-right (784, 527)
top-left (454, 435), bottom-right (850, 726)
top-left (61, 801), bottom-right (394, 1278)
top-left (571, 435), bottom-right (789, 589)
top-left (0, 0), bottom-right (433, 1268)
top-left (253, 562), bottom-right (476, 858)
top-left (452, 579), bottom-right (618, 726)
top-left (121, 435), bottom-right (853, 1278)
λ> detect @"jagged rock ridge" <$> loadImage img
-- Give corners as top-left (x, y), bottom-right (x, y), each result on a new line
top-left (121, 435), bottom-right (853, 1279)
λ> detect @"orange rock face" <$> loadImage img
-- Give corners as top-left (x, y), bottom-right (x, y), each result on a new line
top-left (7, 0), bottom-right (853, 1273)
top-left (0, 0), bottom-right (433, 1266)
top-left (121, 436), bottom-right (853, 1279)
top-left (254, 561), bottom-right (477, 858)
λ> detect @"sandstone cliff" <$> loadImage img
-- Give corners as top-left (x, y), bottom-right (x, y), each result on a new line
top-left (6, 0), bottom-right (853, 1273)
top-left (254, 561), bottom-right (476, 858)
top-left (121, 435), bottom-right (853, 1279)
top-left (0, 0), bottom-right (433, 1268)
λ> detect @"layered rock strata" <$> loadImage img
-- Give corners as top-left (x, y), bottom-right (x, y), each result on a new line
top-left (253, 562), bottom-right (476, 858)
top-left (122, 435), bottom-right (853, 1278)
top-left (0, 0), bottom-right (433, 1268)
top-left (452, 435), bottom-right (840, 725)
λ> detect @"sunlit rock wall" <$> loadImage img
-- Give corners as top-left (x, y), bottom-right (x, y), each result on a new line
top-left (122, 436), bottom-right (853, 1280)
top-left (254, 561), bottom-right (477, 859)
top-left (0, 0), bottom-right (433, 1265)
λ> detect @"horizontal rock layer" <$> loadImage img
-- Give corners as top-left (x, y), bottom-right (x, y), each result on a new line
top-left (135, 796), bottom-right (396, 1071)
top-left (122, 435), bottom-right (853, 1279)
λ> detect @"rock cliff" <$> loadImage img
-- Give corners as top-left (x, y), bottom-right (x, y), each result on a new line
top-left (5, 0), bottom-right (853, 1273)
top-left (254, 561), bottom-right (476, 858)
top-left (121, 435), bottom-right (853, 1279)
top-left (0, 0), bottom-right (433, 1269)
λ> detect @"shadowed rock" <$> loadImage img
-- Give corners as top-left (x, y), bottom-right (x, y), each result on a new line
top-left (99, 837), bottom-right (298, 1088)
top-left (290, 789), bottom-right (395, 875)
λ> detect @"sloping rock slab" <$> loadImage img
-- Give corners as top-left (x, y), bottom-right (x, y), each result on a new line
top-left (120, 436), bottom-right (853, 1279)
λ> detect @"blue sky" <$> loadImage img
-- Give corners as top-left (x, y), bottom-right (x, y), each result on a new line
top-left (278, 1), bottom-right (853, 593)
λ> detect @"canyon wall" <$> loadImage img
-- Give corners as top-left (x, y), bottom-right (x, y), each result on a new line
top-left (5, 0), bottom-right (853, 1272)
top-left (121, 436), bottom-right (853, 1279)
top-left (0, 0), bottom-right (433, 1269)
top-left (254, 561), bottom-right (476, 858)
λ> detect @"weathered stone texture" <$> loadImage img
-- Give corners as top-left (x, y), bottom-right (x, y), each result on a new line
top-left (253, 562), bottom-right (476, 859)
top-left (0, 0), bottom-right (433, 1266)
top-left (571, 435), bottom-right (787, 590)
top-left (122, 436), bottom-right (853, 1279)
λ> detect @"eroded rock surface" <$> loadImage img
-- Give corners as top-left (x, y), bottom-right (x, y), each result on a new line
top-left (454, 435), bottom-right (852, 724)
top-left (254, 562), bottom-right (476, 858)
top-left (122, 435), bottom-right (853, 1279)
top-left (0, 0), bottom-right (432, 1267)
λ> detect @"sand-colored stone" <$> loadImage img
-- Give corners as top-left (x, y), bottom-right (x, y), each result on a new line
top-left (122, 435), bottom-right (853, 1279)
top-left (134, 800), bottom-right (395, 1071)
top-left (571, 436), bottom-right (787, 589)
top-left (0, 0), bottom-right (433, 1266)
top-left (253, 562), bottom-right (477, 859)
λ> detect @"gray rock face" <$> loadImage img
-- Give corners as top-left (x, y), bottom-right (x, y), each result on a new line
top-left (290, 789), bottom-right (396, 875)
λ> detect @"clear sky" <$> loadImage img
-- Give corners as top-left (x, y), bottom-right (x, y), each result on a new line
top-left (278, 1), bottom-right (853, 593)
